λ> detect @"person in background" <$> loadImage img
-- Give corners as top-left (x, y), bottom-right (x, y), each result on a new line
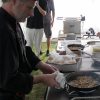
top-left (89, 28), bottom-right (95, 36)
top-left (26, 0), bottom-right (47, 56)
top-left (0, 0), bottom-right (60, 100)
top-left (43, 0), bottom-right (55, 56)
top-left (97, 32), bottom-right (100, 38)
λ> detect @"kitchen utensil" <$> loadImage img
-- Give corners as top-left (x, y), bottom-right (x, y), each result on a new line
top-left (78, 49), bottom-right (92, 57)
top-left (67, 47), bottom-right (100, 63)
top-left (77, 48), bottom-right (100, 63)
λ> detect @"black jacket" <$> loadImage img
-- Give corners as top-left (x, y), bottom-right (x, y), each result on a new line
top-left (0, 7), bottom-right (41, 97)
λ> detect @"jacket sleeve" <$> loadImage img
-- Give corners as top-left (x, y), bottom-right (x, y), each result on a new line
top-left (25, 46), bottom-right (41, 70)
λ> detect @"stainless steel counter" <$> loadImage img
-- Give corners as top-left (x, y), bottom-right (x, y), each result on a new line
top-left (45, 39), bottom-right (100, 100)
top-left (45, 57), bottom-right (100, 100)
top-left (80, 57), bottom-right (100, 71)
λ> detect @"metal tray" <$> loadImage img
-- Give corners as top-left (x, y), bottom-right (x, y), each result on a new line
top-left (47, 58), bottom-right (82, 72)
top-left (71, 96), bottom-right (100, 100)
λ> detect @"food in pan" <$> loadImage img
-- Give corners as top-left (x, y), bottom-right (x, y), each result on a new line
top-left (68, 46), bottom-right (79, 51)
top-left (68, 45), bottom-right (80, 51)
top-left (68, 44), bottom-right (84, 51)
top-left (69, 76), bottom-right (97, 88)
top-left (67, 44), bottom-right (84, 56)
top-left (59, 51), bottom-right (66, 55)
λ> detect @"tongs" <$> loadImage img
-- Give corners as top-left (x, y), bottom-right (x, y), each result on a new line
top-left (78, 49), bottom-right (92, 57)
top-left (78, 49), bottom-right (100, 61)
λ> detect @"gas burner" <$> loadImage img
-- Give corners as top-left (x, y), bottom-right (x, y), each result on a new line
top-left (64, 85), bottom-right (100, 100)
top-left (79, 89), bottom-right (96, 94)
top-left (65, 85), bottom-right (96, 95)
top-left (71, 96), bottom-right (100, 100)
top-left (65, 85), bottom-right (100, 99)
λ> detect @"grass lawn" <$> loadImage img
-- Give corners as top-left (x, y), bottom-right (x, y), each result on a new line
top-left (25, 41), bottom-right (57, 100)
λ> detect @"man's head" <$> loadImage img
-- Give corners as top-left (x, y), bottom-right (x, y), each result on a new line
top-left (2, 0), bottom-right (36, 22)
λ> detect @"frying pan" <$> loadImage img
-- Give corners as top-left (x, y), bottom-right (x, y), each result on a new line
top-left (65, 71), bottom-right (100, 91)
top-left (67, 44), bottom-right (85, 50)
top-left (67, 44), bottom-right (85, 56)
top-left (87, 41), bottom-right (100, 45)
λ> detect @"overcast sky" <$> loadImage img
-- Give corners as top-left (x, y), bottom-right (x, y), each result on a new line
top-left (54, 0), bottom-right (100, 31)
top-left (0, 0), bottom-right (100, 37)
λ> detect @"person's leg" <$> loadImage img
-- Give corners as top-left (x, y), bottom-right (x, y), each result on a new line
top-left (25, 28), bottom-right (34, 48)
top-left (40, 50), bottom-right (43, 55)
top-left (40, 41), bottom-right (43, 55)
top-left (47, 37), bottom-right (50, 50)
top-left (46, 37), bottom-right (51, 56)
top-left (44, 23), bottom-right (52, 56)
top-left (33, 29), bottom-right (43, 56)
top-left (39, 29), bottom-right (44, 56)
top-left (32, 29), bottom-right (38, 56)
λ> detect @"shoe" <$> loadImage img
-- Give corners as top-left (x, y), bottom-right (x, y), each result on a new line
top-left (40, 51), bottom-right (43, 55)
top-left (46, 50), bottom-right (49, 56)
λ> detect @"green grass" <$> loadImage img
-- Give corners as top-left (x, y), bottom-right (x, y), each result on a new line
top-left (25, 42), bottom-right (57, 100)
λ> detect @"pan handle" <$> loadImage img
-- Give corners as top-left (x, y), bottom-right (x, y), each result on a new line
top-left (64, 73), bottom-right (72, 89)
top-left (64, 81), bottom-right (68, 89)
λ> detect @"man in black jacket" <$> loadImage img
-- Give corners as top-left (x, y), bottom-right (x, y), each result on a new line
top-left (0, 0), bottom-right (59, 100)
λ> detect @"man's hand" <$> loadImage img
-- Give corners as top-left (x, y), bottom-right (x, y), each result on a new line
top-left (35, 1), bottom-right (39, 8)
top-left (33, 73), bottom-right (60, 88)
top-left (36, 61), bottom-right (59, 74)
top-left (35, 0), bottom-right (46, 16)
